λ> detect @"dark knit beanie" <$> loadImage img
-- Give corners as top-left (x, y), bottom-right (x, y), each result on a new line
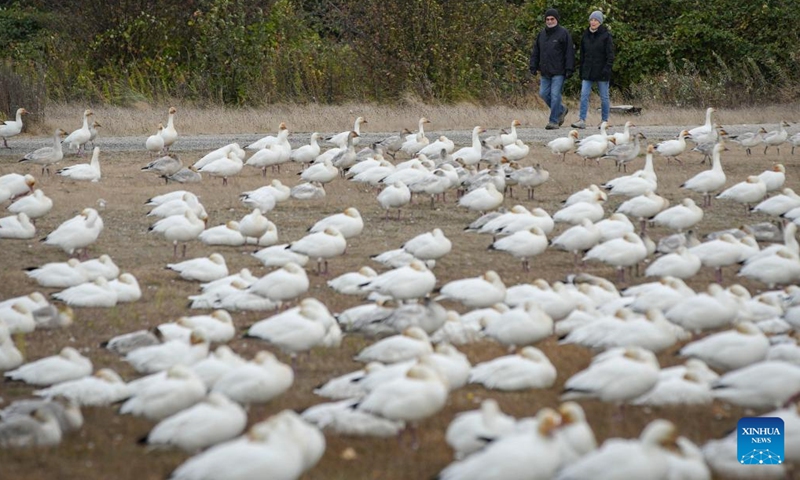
top-left (544, 8), bottom-right (560, 21)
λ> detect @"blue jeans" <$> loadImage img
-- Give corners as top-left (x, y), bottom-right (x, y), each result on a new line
top-left (539, 75), bottom-right (565, 124)
top-left (578, 80), bottom-right (610, 122)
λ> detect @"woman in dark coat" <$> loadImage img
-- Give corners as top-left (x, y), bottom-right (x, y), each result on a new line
top-left (571, 10), bottom-right (615, 129)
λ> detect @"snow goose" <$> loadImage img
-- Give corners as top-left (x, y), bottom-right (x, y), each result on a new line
top-left (0, 212), bottom-right (35, 239)
top-left (160, 106), bottom-right (178, 151)
top-left (508, 163), bottom-right (549, 200)
top-left (246, 122), bottom-right (288, 151)
top-left (327, 266), bottom-right (377, 296)
top-left (147, 192), bottom-right (206, 219)
top-left (198, 221), bottom-right (246, 246)
top-left (436, 270), bottom-right (506, 308)
top-left (42, 206), bottom-right (104, 257)
top-left (143, 392), bottom-right (247, 451)
top-left (33, 368), bottom-right (130, 406)
top-left (610, 120), bottom-right (634, 145)
top-left (452, 126), bottom-right (486, 167)
top-left (400, 120), bottom-right (431, 156)
top-left (62, 108), bottom-right (93, 156)
top-left (631, 368), bottom-right (712, 406)
top-left (309, 207), bottom-right (363, 239)
top-left (167, 253), bottom-right (228, 282)
top-left (0, 322), bottom-right (24, 370)
top-left (739, 248), bottom-right (800, 288)
top-left (556, 419), bottom-right (677, 480)
top-left (5, 346), bottom-right (92, 386)
top-left (56, 145), bottom-right (101, 182)
top-left (594, 213), bottom-right (635, 242)
top-left (24, 259), bottom-right (86, 288)
top-left (357, 362), bottom-right (448, 449)
top-left (198, 151), bottom-right (243, 186)
top-left (0, 407), bottom-right (62, 448)
top-left (0, 397), bottom-right (83, 435)
top-left (577, 136), bottom-right (615, 165)
top-left (76, 254), bottom-right (119, 281)
top-left (108, 272), bottom-right (141, 303)
top-left (616, 191), bottom-right (668, 233)
top-left (562, 184), bottom-right (605, 207)
top-left (681, 142), bottom-right (727, 207)
top-left (377, 180), bottom-right (411, 219)
top-left (655, 129), bottom-right (690, 164)
top-left (645, 247), bottom-right (701, 279)
top-left (711, 360), bottom-right (800, 409)
top-left (548, 129), bottom-right (579, 161)
top-left (550, 218), bottom-right (602, 264)
top-left (555, 401), bottom-right (598, 465)
top-left (763, 121), bottom-right (790, 154)
top-left (247, 262), bottom-right (309, 303)
top-left (18, 129), bottom-right (66, 176)
top-left (354, 327), bottom-right (433, 364)
top-left (665, 283), bottom-right (739, 332)
top-left (193, 143), bottom-right (246, 169)
top-left (361, 260), bottom-right (436, 301)
top-left (729, 126), bottom-right (766, 155)
top-left (652, 198), bottom-right (703, 232)
top-left (290, 132), bottom-right (321, 165)
top-left (791, 131), bottom-right (800, 154)
top-left (583, 232), bottom-right (648, 282)
top-left (402, 228), bottom-right (452, 261)
top-left (301, 398), bottom-right (404, 437)
top-left (561, 347), bottom-right (660, 406)
top-left (0, 174), bottom-right (35, 204)
top-left (145, 123), bottom-right (165, 155)
top-left (211, 351), bottom-right (293, 404)
top-left (141, 154), bottom-right (183, 183)
top-left (124, 330), bottom-right (210, 374)
top-left (758, 163), bottom-right (786, 194)
top-left (121, 365), bottom-right (205, 421)
top-left (554, 192), bottom-right (605, 225)
top-left (688, 107), bottom-right (716, 140)
top-left (288, 227), bottom-right (346, 275)
top-left (301, 156), bottom-right (338, 184)
top-left (488, 226), bottom-right (548, 271)
top-left (0, 302), bottom-right (36, 334)
top-left (717, 175), bottom-right (767, 213)
top-left (0, 107), bottom-right (26, 148)
top-left (166, 166), bottom-right (202, 184)
top-left (439, 408), bottom-right (561, 480)
top-left (502, 138), bottom-right (530, 161)
top-left (238, 208), bottom-right (270, 245)
top-left (688, 233), bottom-right (749, 282)
top-left (579, 121), bottom-right (610, 146)
top-left (245, 127), bottom-right (292, 176)
top-left (754, 187), bottom-right (800, 216)
top-left (327, 116), bottom-right (366, 148)
top-left (149, 209), bottom-right (207, 257)
top-left (7, 188), bottom-right (52, 220)
top-left (458, 181), bottom-right (504, 213)
top-left (482, 300), bottom-right (553, 348)
top-left (679, 321), bottom-right (768, 371)
top-left (252, 243), bottom-right (309, 267)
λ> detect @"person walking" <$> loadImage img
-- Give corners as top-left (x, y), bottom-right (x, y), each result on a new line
top-left (571, 10), bottom-right (615, 129)
top-left (530, 8), bottom-right (575, 130)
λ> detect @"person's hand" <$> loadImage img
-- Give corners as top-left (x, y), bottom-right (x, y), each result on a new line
top-left (602, 68), bottom-right (611, 79)
top-left (566, 70), bottom-right (573, 79)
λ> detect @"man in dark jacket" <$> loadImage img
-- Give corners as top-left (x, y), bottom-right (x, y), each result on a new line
top-left (571, 10), bottom-right (615, 129)
top-left (530, 8), bottom-right (575, 130)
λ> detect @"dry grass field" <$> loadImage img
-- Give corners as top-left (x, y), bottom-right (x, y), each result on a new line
top-left (0, 104), bottom-right (798, 479)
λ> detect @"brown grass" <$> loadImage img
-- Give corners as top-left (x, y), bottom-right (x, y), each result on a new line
top-left (33, 101), bottom-right (800, 137)
top-left (0, 129), bottom-right (795, 479)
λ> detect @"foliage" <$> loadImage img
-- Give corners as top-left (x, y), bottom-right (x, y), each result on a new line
top-left (0, 0), bottom-right (797, 111)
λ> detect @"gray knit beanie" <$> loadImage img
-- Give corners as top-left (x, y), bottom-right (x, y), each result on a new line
top-left (589, 10), bottom-right (604, 24)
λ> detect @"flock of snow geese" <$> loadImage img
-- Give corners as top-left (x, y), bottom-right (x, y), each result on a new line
top-left (1, 105), bottom-right (800, 479)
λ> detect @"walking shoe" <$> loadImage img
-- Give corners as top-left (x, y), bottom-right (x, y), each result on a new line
top-left (545, 122), bottom-right (559, 130)
top-left (558, 105), bottom-right (569, 126)
top-left (571, 119), bottom-right (586, 129)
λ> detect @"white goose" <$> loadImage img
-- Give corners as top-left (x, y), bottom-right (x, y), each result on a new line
top-left (247, 262), bottom-right (309, 303)
top-left (1, 322), bottom-right (25, 369)
top-left (301, 157), bottom-right (338, 184)
top-left (554, 192), bottom-right (606, 225)
top-left (616, 191), bottom-right (668, 233)
top-left (0, 212), bottom-right (35, 239)
top-left (149, 209), bottom-right (207, 257)
top-left (245, 127), bottom-right (291, 175)
top-left (688, 107), bottom-right (716, 140)
top-left (354, 327), bottom-right (433, 364)
top-left (508, 163), bottom-right (549, 200)
top-left (399, 117), bottom-right (431, 156)
top-left (758, 163), bottom-right (785, 193)
top-left (326, 266), bottom-right (377, 296)
top-left (0, 107), bottom-right (26, 148)
top-left (681, 141), bottom-right (727, 206)
top-left (679, 321), bottom-right (769, 371)
top-left (121, 365), bottom-right (206, 420)
top-left (402, 228), bottom-right (452, 261)
top-left (56, 146), bottom-right (102, 182)
top-left (652, 198), bottom-right (703, 232)
top-left (716, 175), bottom-right (767, 212)
top-left (489, 226), bottom-right (548, 271)
top-left (290, 132), bottom-right (321, 165)
top-left (711, 360), bottom-right (800, 409)
top-left (739, 248), bottom-right (800, 288)
top-left (453, 126), bottom-right (486, 166)
top-left (62, 109), bottom-right (94, 155)
top-left (193, 143), bottom-right (246, 169)
top-left (198, 151), bottom-right (244, 186)
top-left (655, 130), bottom-right (690, 164)
top-left (198, 221), bottom-right (245, 247)
top-left (246, 122), bottom-right (288, 150)
top-left (42, 207), bottom-right (103, 256)
top-left (211, 351), bottom-right (294, 404)
top-left (19, 129), bottom-right (67, 175)
top-left (167, 253), bottom-right (228, 282)
top-left (550, 218), bottom-right (602, 264)
top-left (5, 346), bottom-right (92, 386)
top-left (24, 259), bottom-right (87, 288)
top-left (645, 247), bottom-right (701, 279)
top-left (548, 129), bottom-right (579, 161)
top-left (377, 181), bottom-right (411, 220)
top-left (469, 346), bottom-right (557, 390)
top-left (252, 244), bottom-right (309, 268)
top-left (238, 208), bottom-right (270, 245)
top-left (147, 192), bottom-right (205, 219)
top-left (458, 182), bottom-right (504, 213)
top-left (52, 276), bottom-right (118, 307)
top-left (0, 407), bottom-right (62, 448)
top-left (362, 259), bottom-right (436, 301)
top-left (160, 106), bottom-right (178, 151)
top-left (7, 188), bottom-right (53, 220)
top-left (288, 227), bottom-right (346, 275)
top-left (124, 331), bottom-right (210, 374)
top-left (445, 398), bottom-right (517, 459)
top-left (146, 123), bottom-right (165, 155)
top-left (436, 270), bottom-right (506, 308)
top-left (309, 207), bottom-right (363, 238)
top-left (33, 368), bottom-right (130, 406)
top-left (561, 347), bottom-right (660, 406)
top-left (328, 116), bottom-right (367, 148)
top-left (143, 391), bottom-right (247, 452)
